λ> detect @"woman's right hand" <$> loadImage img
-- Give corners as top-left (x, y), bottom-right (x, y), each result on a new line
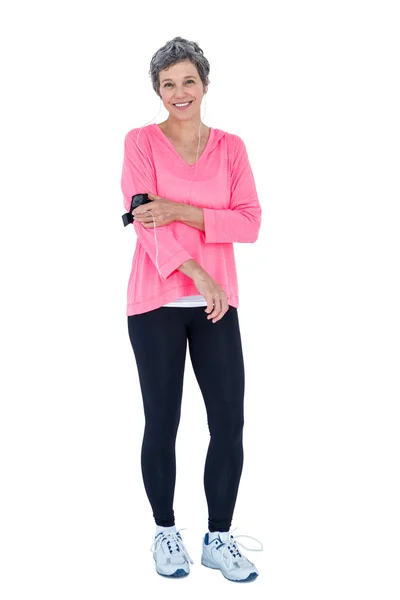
top-left (192, 270), bottom-right (229, 323)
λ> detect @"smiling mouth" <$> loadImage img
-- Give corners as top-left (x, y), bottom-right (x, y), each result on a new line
top-left (173, 101), bottom-right (193, 107)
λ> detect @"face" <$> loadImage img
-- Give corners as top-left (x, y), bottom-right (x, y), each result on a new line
top-left (158, 59), bottom-right (206, 120)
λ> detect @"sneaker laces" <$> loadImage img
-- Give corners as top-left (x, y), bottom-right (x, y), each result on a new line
top-left (150, 528), bottom-right (194, 564)
top-left (218, 527), bottom-right (263, 571)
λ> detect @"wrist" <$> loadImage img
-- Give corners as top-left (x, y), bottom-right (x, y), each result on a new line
top-left (176, 203), bottom-right (205, 231)
top-left (176, 202), bottom-right (189, 222)
top-left (178, 258), bottom-right (206, 280)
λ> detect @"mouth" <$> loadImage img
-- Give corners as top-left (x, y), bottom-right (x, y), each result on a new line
top-left (173, 100), bottom-right (193, 110)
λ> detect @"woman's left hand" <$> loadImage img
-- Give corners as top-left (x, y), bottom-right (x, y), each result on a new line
top-left (132, 193), bottom-right (180, 228)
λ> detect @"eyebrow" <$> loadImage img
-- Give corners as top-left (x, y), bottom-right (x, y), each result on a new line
top-left (161, 75), bottom-right (197, 83)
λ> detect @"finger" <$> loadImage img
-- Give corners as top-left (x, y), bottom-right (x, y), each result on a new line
top-left (135, 212), bottom-right (152, 221)
top-left (211, 293), bottom-right (228, 322)
top-left (207, 296), bottom-right (222, 321)
top-left (204, 296), bottom-right (214, 314)
top-left (213, 296), bottom-right (229, 322)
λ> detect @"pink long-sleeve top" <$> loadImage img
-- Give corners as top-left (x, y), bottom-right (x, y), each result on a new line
top-left (121, 123), bottom-right (262, 316)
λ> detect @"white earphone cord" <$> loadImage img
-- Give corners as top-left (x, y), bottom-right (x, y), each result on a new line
top-left (133, 96), bottom-right (206, 280)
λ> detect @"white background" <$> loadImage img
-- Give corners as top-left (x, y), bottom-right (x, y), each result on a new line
top-left (1, 1), bottom-right (399, 598)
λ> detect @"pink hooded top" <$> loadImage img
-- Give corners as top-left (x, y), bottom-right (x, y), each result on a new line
top-left (121, 123), bottom-right (262, 316)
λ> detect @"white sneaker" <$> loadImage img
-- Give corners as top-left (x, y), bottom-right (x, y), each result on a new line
top-left (150, 528), bottom-right (194, 578)
top-left (201, 527), bottom-right (263, 582)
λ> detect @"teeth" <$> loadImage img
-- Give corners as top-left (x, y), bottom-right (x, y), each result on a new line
top-left (175, 102), bottom-right (191, 107)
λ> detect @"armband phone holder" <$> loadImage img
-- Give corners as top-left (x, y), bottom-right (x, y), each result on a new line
top-left (122, 193), bottom-right (152, 227)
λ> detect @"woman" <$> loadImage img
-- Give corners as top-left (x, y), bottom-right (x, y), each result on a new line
top-left (121, 36), bottom-right (263, 582)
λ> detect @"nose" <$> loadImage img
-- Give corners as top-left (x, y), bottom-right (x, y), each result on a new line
top-left (173, 85), bottom-right (188, 99)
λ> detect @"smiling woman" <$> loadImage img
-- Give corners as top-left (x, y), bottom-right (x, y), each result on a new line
top-left (121, 36), bottom-right (263, 582)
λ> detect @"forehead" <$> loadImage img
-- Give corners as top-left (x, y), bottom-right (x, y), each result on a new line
top-left (159, 60), bottom-right (198, 82)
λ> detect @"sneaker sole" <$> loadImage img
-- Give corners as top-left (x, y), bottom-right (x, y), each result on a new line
top-left (156, 567), bottom-right (189, 578)
top-left (201, 556), bottom-right (258, 582)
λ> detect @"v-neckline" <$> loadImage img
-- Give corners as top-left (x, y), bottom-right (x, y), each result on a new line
top-left (151, 123), bottom-right (213, 168)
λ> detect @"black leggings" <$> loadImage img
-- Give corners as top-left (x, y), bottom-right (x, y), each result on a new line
top-left (127, 305), bottom-right (245, 532)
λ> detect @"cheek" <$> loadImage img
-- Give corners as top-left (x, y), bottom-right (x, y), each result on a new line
top-left (163, 94), bottom-right (174, 105)
top-left (195, 83), bottom-right (205, 95)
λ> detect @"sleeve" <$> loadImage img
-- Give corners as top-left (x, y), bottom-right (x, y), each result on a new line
top-left (121, 129), bottom-right (193, 281)
top-left (202, 135), bottom-right (262, 243)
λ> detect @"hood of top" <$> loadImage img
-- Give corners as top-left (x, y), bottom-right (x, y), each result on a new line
top-left (207, 127), bottom-right (227, 152)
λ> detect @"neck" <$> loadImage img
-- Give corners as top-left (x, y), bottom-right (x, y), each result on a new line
top-left (163, 117), bottom-right (205, 144)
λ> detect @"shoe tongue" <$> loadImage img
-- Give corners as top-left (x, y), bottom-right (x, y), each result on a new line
top-left (168, 530), bottom-right (184, 546)
top-left (209, 531), bottom-right (230, 543)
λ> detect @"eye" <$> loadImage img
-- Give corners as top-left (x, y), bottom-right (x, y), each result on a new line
top-left (164, 79), bottom-right (195, 88)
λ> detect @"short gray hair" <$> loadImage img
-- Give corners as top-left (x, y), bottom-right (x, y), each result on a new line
top-left (149, 36), bottom-right (210, 98)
